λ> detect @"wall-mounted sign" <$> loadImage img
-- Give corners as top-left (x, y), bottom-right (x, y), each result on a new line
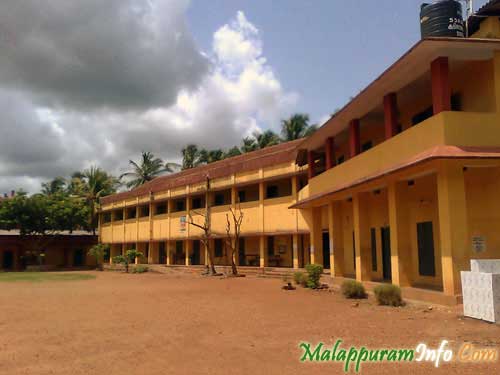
top-left (180, 216), bottom-right (186, 232)
top-left (472, 236), bottom-right (486, 254)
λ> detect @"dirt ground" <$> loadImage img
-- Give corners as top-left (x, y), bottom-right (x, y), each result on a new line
top-left (0, 271), bottom-right (499, 375)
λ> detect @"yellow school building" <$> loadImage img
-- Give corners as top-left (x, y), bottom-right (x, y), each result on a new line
top-left (99, 15), bottom-right (500, 304)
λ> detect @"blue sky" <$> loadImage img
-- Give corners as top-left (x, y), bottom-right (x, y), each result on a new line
top-left (187, 0), bottom-right (491, 124)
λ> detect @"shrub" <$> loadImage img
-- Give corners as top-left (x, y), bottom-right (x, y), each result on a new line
top-left (305, 264), bottom-right (323, 289)
top-left (293, 271), bottom-right (307, 286)
top-left (132, 265), bottom-right (149, 274)
top-left (373, 284), bottom-right (404, 306)
top-left (341, 280), bottom-right (367, 299)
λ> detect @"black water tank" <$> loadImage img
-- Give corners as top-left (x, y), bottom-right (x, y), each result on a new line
top-left (420, 0), bottom-right (465, 38)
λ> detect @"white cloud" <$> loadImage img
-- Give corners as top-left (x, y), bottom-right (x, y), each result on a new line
top-left (0, 3), bottom-right (299, 194)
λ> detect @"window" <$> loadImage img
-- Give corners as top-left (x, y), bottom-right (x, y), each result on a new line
top-left (191, 196), bottom-right (204, 210)
top-left (265, 178), bottom-right (291, 199)
top-left (267, 236), bottom-right (274, 257)
top-left (298, 175), bottom-right (308, 190)
top-left (451, 93), bottom-right (462, 111)
top-left (155, 202), bottom-right (167, 215)
top-left (337, 155), bottom-right (345, 165)
top-left (412, 106), bottom-right (433, 125)
top-left (172, 199), bottom-right (186, 212)
top-left (114, 210), bottom-right (123, 221)
top-left (213, 189), bottom-right (230, 206)
top-left (214, 239), bottom-right (224, 257)
top-left (266, 185), bottom-right (279, 199)
top-left (238, 190), bottom-right (246, 203)
top-left (237, 184), bottom-right (259, 203)
top-left (362, 141), bottom-right (373, 152)
top-left (102, 212), bottom-right (112, 223)
top-left (139, 205), bottom-right (149, 218)
top-left (125, 207), bottom-right (136, 220)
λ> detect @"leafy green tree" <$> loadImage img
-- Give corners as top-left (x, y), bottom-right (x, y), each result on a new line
top-left (87, 243), bottom-right (110, 271)
top-left (280, 113), bottom-right (317, 141)
top-left (182, 144), bottom-right (200, 170)
top-left (41, 177), bottom-right (67, 196)
top-left (0, 192), bottom-right (89, 265)
top-left (120, 151), bottom-right (178, 189)
top-left (113, 249), bottom-right (143, 273)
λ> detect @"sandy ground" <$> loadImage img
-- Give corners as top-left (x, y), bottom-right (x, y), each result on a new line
top-left (0, 271), bottom-right (499, 375)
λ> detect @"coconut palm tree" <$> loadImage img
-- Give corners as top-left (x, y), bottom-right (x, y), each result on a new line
top-left (241, 137), bottom-right (258, 153)
top-left (280, 113), bottom-right (317, 141)
top-left (181, 144), bottom-right (200, 170)
top-left (252, 130), bottom-right (280, 149)
top-left (197, 149), bottom-right (225, 165)
top-left (78, 166), bottom-right (118, 234)
top-left (225, 146), bottom-right (242, 158)
top-left (120, 152), bottom-right (178, 189)
top-left (41, 177), bottom-right (67, 196)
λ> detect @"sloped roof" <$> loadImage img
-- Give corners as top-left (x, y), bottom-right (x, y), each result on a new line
top-left (468, 0), bottom-right (500, 35)
top-left (101, 139), bottom-right (303, 205)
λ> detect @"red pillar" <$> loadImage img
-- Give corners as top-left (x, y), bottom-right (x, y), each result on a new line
top-left (325, 137), bottom-right (335, 170)
top-left (349, 119), bottom-right (360, 158)
top-left (307, 150), bottom-right (316, 180)
top-left (384, 93), bottom-right (398, 139)
top-left (431, 57), bottom-right (451, 115)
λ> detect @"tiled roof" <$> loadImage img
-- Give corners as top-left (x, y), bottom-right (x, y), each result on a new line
top-left (468, 0), bottom-right (500, 35)
top-left (101, 139), bottom-right (303, 205)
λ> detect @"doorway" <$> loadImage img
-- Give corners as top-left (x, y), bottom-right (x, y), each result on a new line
top-left (417, 221), bottom-right (436, 277)
top-left (2, 251), bottom-right (14, 270)
top-left (159, 242), bottom-right (167, 264)
top-left (192, 240), bottom-right (201, 265)
top-left (73, 249), bottom-right (85, 267)
top-left (381, 227), bottom-right (392, 281)
top-left (322, 232), bottom-right (331, 269)
top-left (238, 238), bottom-right (246, 266)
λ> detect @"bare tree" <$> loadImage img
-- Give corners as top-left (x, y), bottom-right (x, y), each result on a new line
top-left (225, 204), bottom-right (244, 276)
top-left (187, 176), bottom-right (217, 275)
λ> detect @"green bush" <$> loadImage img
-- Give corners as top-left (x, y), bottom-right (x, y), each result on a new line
top-left (341, 280), bottom-right (367, 299)
top-left (373, 284), bottom-right (404, 306)
top-left (293, 271), bottom-right (307, 286)
top-left (132, 265), bottom-right (149, 274)
top-left (305, 264), bottom-right (323, 289)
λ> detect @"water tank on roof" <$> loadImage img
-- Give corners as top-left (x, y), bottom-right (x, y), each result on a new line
top-left (420, 0), bottom-right (465, 39)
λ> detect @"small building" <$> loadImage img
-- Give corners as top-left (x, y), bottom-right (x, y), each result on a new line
top-left (0, 230), bottom-right (97, 271)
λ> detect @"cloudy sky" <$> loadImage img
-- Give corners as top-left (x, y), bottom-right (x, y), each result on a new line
top-left (0, 0), bottom-right (490, 194)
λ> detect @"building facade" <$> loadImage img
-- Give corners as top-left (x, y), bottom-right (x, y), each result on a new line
top-left (100, 14), bottom-right (500, 304)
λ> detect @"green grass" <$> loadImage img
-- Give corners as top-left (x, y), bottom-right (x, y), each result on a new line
top-left (0, 272), bottom-right (96, 283)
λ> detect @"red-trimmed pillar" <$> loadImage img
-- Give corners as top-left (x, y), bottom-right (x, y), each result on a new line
top-left (325, 137), bottom-right (335, 170)
top-left (307, 150), bottom-right (316, 180)
top-left (384, 93), bottom-right (398, 139)
top-left (431, 57), bottom-right (451, 114)
top-left (349, 119), bottom-right (360, 158)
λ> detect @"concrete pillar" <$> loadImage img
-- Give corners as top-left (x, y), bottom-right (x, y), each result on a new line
top-left (309, 207), bottom-right (323, 265)
top-left (388, 181), bottom-right (412, 287)
top-left (325, 137), bottom-right (335, 170)
top-left (329, 202), bottom-right (345, 277)
top-left (185, 240), bottom-right (192, 266)
top-left (349, 119), bottom-right (360, 158)
top-left (166, 241), bottom-right (172, 265)
top-left (259, 235), bottom-right (268, 268)
top-left (353, 193), bottom-right (371, 281)
top-left (431, 57), bottom-right (451, 114)
top-left (292, 233), bottom-right (299, 269)
top-left (307, 151), bottom-right (316, 180)
top-left (383, 93), bottom-right (398, 139)
top-left (437, 162), bottom-right (468, 296)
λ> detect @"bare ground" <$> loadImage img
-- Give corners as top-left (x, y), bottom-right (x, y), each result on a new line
top-left (0, 270), bottom-right (499, 375)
